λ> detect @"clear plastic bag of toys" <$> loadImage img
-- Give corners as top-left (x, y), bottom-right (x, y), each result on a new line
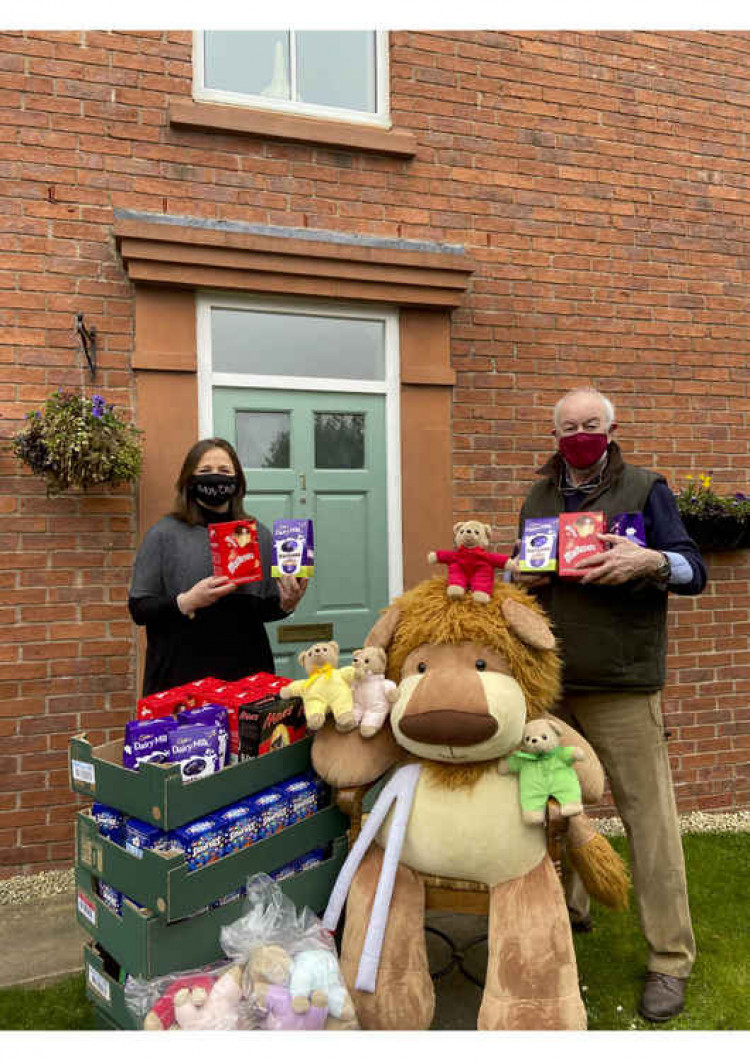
top-left (219, 872), bottom-right (359, 1031)
top-left (124, 959), bottom-right (250, 1031)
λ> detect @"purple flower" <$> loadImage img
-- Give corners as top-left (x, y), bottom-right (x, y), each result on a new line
top-left (91, 394), bottom-right (106, 420)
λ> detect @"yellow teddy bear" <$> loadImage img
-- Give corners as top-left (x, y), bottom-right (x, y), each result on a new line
top-left (280, 641), bottom-right (356, 732)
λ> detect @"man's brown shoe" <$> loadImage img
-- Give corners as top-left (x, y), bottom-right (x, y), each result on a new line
top-left (638, 972), bottom-right (687, 1023)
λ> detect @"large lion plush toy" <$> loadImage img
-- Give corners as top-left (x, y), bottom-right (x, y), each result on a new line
top-left (312, 578), bottom-right (629, 1032)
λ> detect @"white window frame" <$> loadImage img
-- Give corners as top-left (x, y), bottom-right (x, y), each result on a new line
top-left (193, 30), bottom-right (391, 129)
top-left (196, 292), bottom-right (403, 600)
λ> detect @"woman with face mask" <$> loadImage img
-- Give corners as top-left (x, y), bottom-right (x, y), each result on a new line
top-left (128, 438), bottom-right (307, 696)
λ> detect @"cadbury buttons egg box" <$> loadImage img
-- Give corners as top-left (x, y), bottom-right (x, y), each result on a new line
top-left (271, 519), bottom-right (314, 579)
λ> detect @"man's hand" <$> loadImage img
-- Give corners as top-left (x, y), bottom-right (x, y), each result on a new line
top-left (506, 550), bottom-right (552, 590)
top-left (577, 534), bottom-right (665, 585)
top-left (279, 574), bottom-right (308, 613)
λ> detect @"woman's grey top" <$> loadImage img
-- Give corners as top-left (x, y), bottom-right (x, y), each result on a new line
top-left (129, 515), bottom-right (288, 695)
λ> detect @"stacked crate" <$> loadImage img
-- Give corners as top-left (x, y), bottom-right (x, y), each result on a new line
top-left (69, 733), bottom-right (348, 1030)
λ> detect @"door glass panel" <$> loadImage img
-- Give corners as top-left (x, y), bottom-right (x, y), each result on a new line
top-left (315, 412), bottom-right (365, 469)
top-left (212, 308), bottom-right (385, 380)
top-left (235, 411), bottom-right (290, 468)
top-left (296, 31), bottom-right (376, 113)
top-left (203, 31), bottom-right (291, 99)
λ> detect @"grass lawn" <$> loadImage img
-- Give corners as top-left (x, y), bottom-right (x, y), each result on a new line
top-left (0, 974), bottom-right (95, 1031)
top-left (574, 832), bottom-right (750, 1030)
top-left (0, 832), bottom-right (747, 1031)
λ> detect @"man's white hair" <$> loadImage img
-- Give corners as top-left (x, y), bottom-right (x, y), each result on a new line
top-left (553, 387), bottom-right (616, 431)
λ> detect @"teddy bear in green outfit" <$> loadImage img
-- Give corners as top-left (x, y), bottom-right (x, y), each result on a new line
top-left (499, 717), bottom-right (585, 824)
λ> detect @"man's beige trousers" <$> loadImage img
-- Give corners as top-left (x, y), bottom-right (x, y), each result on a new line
top-left (555, 690), bottom-right (695, 979)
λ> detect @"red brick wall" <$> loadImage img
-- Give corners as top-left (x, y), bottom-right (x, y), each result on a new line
top-left (1, 29), bottom-right (748, 875)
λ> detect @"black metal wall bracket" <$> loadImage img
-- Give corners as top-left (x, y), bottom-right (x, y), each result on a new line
top-left (75, 313), bottom-right (97, 380)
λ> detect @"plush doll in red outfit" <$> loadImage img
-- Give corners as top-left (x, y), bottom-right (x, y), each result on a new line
top-left (428, 521), bottom-right (510, 603)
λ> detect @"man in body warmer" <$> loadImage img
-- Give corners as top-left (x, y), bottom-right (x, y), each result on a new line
top-left (508, 386), bottom-right (707, 1023)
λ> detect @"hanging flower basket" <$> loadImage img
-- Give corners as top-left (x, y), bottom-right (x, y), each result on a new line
top-left (680, 512), bottom-right (747, 552)
top-left (12, 390), bottom-right (143, 497)
top-left (675, 475), bottom-right (750, 553)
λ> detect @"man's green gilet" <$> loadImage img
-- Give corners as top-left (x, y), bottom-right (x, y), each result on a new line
top-left (520, 444), bottom-right (668, 693)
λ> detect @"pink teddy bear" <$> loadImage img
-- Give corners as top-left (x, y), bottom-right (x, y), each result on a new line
top-left (352, 646), bottom-right (399, 738)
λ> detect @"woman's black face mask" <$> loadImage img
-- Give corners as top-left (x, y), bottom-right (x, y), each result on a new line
top-left (188, 473), bottom-right (240, 506)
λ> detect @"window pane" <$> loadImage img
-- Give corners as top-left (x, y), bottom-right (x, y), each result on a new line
top-left (203, 31), bottom-right (290, 99)
top-left (296, 31), bottom-right (376, 113)
top-left (315, 412), bottom-right (365, 469)
top-left (235, 411), bottom-right (290, 469)
top-left (212, 309), bottom-right (385, 381)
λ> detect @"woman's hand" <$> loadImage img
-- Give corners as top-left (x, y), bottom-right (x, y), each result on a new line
top-left (278, 575), bottom-right (308, 614)
top-left (177, 576), bottom-right (237, 615)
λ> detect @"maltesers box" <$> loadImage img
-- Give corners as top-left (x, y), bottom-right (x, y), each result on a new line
top-left (233, 672), bottom-right (292, 700)
top-left (208, 519), bottom-right (263, 585)
top-left (136, 679), bottom-right (223, 721)
top-left (136, 688), bottom-right (186, 721)
top-left (518, 517), bottom-right (559, 574)
top-left (558, 511), bottom-right (607, 577)
top-left (271, 519), bottom-right (315, 578)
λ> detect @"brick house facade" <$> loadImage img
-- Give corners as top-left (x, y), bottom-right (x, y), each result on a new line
top-left (1, 29), bottom-right (749, 877)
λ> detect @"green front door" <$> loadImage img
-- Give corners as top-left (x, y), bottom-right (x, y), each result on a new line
top-left (213, 387), bottom-right (389, 677)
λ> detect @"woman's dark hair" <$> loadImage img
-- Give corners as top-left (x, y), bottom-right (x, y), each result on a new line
top-left (171, 438), bottom-right (248, 526)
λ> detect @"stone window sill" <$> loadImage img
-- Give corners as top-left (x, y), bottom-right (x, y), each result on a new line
top-left (169, 100), bottom-right (417, 158)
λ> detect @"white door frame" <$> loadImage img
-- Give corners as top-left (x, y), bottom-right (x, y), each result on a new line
top-left (196, 291), bottom-right (403, 601)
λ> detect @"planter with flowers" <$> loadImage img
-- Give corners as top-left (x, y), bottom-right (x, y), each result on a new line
top-left (675, 474), bottom-right (750, 552)
top-left (12, 390), bottom-right (143, 497)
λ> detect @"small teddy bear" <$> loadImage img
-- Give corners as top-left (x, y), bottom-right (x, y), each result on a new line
top-left (289, 947), bottom-right (356, 1023)
top-left (279, 641), bottom-right (356, 732)
top-left (428, 520), bottom-right (510, 603)
top-left (172, 964), bottom-right (244, 1031)
top-left (498, 717), bottom-right (585, 824)
top-left (241, 943), bottom-right (293, 1002)
top-left (143, 972), bottom-right (215, 1031)
top-left (351, 646), bottom-right (399, 738)
top-left (244, 943), bottom-right (329, 1031)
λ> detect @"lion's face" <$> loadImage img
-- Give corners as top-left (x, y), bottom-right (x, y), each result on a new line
top-left (389, 642), bottom-right (527, 764)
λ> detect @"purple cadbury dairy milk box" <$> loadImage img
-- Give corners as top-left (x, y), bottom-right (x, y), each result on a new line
top-left (609, 512), bottom-right (647, 548)
top-left (123, 718), bottom-right (177, 770)
top-left (168, 724), bottom-right (221, 783)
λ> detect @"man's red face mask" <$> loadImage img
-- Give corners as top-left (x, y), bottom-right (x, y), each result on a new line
top-left (558, 431), bottom-right (609, 470)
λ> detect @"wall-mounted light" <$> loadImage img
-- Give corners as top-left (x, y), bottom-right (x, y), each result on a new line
top-left (75, 313), bottom-right (97, 380)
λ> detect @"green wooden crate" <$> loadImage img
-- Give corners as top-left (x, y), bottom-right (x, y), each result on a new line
top-left (75, 835), bottom-right (348, 979)
top-left (83, 942), bottom-right (140, 1031)
top-left (76, 803), bottom-right (348, 921)
top-left (92, 1006), bottom-right (123, 1031)
top-left (69, 733), bottom-right (317, 830)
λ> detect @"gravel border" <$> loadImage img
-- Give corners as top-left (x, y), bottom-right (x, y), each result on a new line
top-left (594, 809), bottom-right (750, 837)
top-left (0, 868), bottom-right (76, 907)
top-left (1, 810), bottom-right (748, 907)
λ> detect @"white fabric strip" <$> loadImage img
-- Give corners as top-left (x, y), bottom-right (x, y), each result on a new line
top-left (322, 763), bottom-right (422, 993)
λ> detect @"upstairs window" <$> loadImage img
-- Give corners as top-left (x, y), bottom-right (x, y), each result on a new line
top-left (195, 30), bottom-right (389, 126)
